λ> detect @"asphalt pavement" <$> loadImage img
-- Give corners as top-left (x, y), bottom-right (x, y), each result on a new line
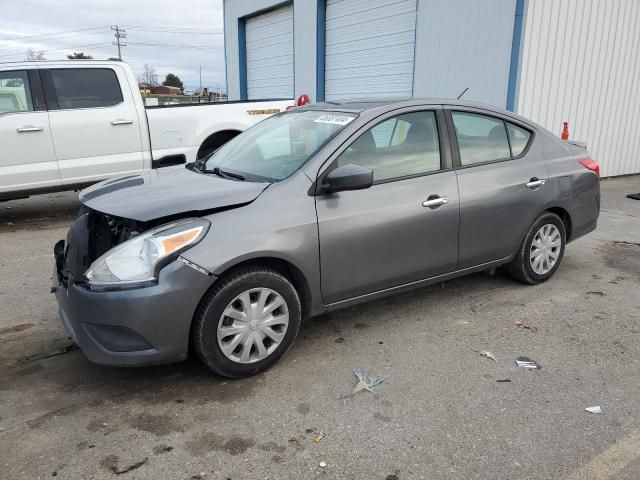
top-left (0, 177), bottom-right (639, 479)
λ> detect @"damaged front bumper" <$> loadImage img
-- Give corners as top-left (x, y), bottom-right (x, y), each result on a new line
top-left (53, 258), bottom-right (214, 367)
top-left (52, 206), bottom-right (217, 367)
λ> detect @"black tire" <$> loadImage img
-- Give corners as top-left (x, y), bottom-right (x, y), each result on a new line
top-left (508, 212), bottom-right (566, 285)
top-left (193, 267), bottom-right (301, 378)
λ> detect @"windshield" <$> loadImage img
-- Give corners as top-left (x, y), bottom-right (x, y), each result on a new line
top-left (203, 110), bottom-right (356, 182)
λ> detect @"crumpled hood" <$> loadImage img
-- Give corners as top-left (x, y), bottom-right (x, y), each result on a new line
top-left (80, 166), bottom-right (270, 222)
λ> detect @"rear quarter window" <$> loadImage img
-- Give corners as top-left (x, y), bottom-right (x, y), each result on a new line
top-left (506, 122), bottom-right (532, 156)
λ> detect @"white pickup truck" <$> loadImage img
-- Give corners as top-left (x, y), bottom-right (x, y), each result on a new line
top-left (0, 60), bottom-right (295, 200)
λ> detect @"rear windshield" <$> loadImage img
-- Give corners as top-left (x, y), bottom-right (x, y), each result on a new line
top-left (204, 110), bottom-right (356, 182)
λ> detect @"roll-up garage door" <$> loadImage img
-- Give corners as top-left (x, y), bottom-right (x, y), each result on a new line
top-left (245, 4), bottom-right (294, 99)
top-left (325, 0), bottom-right (417, 100)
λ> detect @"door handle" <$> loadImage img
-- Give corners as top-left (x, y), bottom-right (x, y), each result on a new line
top-left (17, 126), bottom-right (43, 133)
top-left (111, 119), bottom-right (133, 125)
top-left (526, 177), bottom-right (546, 189)
top-left (422, 196), bottom-right (449, 208)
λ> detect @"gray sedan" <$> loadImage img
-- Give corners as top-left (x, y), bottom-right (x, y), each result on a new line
top-left (53, 99), bottom-right (600, 377)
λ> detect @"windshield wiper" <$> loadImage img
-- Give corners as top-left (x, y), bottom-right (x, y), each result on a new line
top-left (201, 166), bottom-right (245, 181)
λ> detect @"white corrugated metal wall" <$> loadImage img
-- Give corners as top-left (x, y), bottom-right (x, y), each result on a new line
top-left (516, 0), bottom-right (640, 177)
top-left (245, 5), bottom-right (294, 99)
top-left (324, 0), bottom-right (417, 100)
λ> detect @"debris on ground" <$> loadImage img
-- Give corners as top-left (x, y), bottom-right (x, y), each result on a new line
top-left (586, 291), bottom-right (606, 296)
top-left (334, 337), bottom-right (344, 343)
top-left (103, 455), bottom-right (148, 475)
top-left (319, 461), bottom-right (327, 468)
top-left (585, 406), bottom-right (602, 414)
top-left (480, 351), bottom-right (497, 362)
top-left (496, 379), bottom-right (512, 383)
top-left (18, 342), bottom-right (78, 363)
top-left (515, 357), bottom-right (540, 369)
top-left (312, 431), bottom-right (326, 443)
top-left (352, 368), bottom-right (386, 394)
top-left (626, 193), bottom-right (640, 200)
top-left (515, 320), bottom-right (538, 333)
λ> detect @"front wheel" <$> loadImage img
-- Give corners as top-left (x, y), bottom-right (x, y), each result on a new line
top-left (192, 267), bottom-right (301, 378)
top-left (508, 212), bottom-right (566, 284)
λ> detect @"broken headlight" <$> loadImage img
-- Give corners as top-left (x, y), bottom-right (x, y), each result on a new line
top-left (85, 218), bottom-right (210, 289)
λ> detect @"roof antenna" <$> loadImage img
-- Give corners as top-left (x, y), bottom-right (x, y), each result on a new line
top-left (456, 87), bottom-right (469, 100)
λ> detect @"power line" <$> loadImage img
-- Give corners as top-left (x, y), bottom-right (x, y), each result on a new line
top-left (127, 42), bottom-right (211, 49)
top-left (122, 25), bottom-right (223, 34)
top-left (0, 30), bottom-right (111, 45)
top-left (0, 42), bottom-right (113, 59)
top-left (0, 26), bottom-right (110, 42)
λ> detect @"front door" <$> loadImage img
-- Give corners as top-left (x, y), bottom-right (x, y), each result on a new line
top-left (44, 66), bottom-right (144, 185)
top-left (0, 69), bottom-right (60, 194)
top-left (448, 108), bottom-right (549, 268)
top-left (316, 109), bottom-right (460, 304)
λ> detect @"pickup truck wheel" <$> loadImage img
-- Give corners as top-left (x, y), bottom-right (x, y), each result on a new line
top-left (196, 130), bottom-right (240, 159)
top-left (508, 212), bottom-right (566, 284)
top-left (193, 267), bottom-right (301, 378)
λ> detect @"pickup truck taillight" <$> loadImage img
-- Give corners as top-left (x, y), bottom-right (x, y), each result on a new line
top-left (579, 157), bottom-right (600, 179)
top-left (287, 94), bottom-right (310, 110)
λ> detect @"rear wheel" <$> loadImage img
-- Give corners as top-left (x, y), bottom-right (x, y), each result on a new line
top-left (508, 212), bottom-right (566, 284)
top-left (193, 267), bottom-right (301, 378)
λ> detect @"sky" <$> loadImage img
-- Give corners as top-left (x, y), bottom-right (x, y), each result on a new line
top-left (0, 0), bottom-right (225, 92)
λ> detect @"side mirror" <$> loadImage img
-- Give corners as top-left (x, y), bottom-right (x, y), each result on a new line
top-left (322, 164), bottom-right (373, 194)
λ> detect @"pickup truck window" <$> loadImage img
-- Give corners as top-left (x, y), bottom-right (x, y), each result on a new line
top-left (204, 110), bottom-right (356, 182)
top-left (0, 71), bottom-right (33, 115)
top-left (49, 68), bottom-right (123, 110)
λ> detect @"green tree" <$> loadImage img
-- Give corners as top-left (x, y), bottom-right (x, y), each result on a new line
top-left (67, 52), bottom-right (93, 59)
top-left (162, 73), bottom-right (184, 93)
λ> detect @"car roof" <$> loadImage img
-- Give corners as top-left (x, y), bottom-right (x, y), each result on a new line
top-left (299, 97), bottom-right (535, 127)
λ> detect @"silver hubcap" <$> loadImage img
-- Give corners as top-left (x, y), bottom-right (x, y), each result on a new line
top-left (530, 224), bottom-right (561, 275)
top-left (217, 288), bottom-right (289, 364)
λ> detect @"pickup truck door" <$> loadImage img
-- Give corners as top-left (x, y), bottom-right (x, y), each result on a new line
top-left (0, 69), bottom-right (61, 195)
top-left (42, 66), bottom-right (144, 185)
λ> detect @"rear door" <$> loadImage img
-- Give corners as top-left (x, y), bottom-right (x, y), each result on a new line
top-left (0, 69), bottom-right (60, 194)
top-left (43, 65), bottom-right (144, 185)
top-left (447, 108), bottom-right (548, 268)
top-left (316, 107), bottom-right (459, 304)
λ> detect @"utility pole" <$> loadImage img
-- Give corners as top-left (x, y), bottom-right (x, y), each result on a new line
top-left (111, 25), bottom-right (127, 60)
top-left (199, 65), bottom-right (202, 93)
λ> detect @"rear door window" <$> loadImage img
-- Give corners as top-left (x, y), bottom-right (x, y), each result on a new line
top-left (49, 68), bottom-right (123, 109)
top-left (451, 111), bottom-right (511, 165)
top-left (0, 71), bottom-right (33, 114)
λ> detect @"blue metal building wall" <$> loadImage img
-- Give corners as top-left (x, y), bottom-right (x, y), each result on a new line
top-left (224, 0), bottom-right (524, 107)
top-left (412, 0), bottom-right (518, 107)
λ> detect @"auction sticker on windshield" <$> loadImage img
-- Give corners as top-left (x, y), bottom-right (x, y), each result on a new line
top-left (314, 113), bottom-right (354, 126)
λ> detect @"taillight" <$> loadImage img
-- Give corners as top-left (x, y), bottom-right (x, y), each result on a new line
top-left (286, 93), bottom-right (310, 110)
top-left (297, 94), bottom-right (310, 106)
top-left (579, 158), bottom-right (600, 178)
